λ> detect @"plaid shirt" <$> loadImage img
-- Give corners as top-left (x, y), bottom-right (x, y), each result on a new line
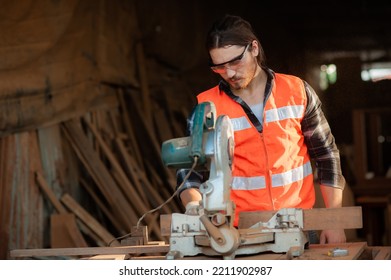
top-left (176, 68), bottom-right (345, 195)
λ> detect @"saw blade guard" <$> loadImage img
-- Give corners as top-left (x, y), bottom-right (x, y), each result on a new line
top-left (200, 114), bottom-right (235, 213)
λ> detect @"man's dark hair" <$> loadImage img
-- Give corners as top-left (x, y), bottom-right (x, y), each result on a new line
top-left (206, 14), bottom-right (266, 67)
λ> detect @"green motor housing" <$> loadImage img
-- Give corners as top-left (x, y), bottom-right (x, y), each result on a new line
top-left (161, 102), bottom-right (216, 168)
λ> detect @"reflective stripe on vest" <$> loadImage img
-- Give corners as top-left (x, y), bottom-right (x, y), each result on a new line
top-left (230, 105), bottom-right (304, 131)
top-left (271, 161), bottom-right (312, 187)
top-left (265, 105), bottom-right (304, 123)
top-left (232, 176), bottom-right (266, 190)
top-left (230, 116), bottom-right (252, 131)
top-left (232, 161), bottom-right (312, 190)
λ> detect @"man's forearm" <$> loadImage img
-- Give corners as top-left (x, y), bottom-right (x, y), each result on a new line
top-left (179, 188), bottom-right (202, 207)
top-left (320, 184), bottom-right (343, 208)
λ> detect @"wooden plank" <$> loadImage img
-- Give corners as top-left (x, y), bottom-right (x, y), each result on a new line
top-left (10, 245), bottom-right (169, 258)
top-left (372, 246), bottom-right (391, 260)
top-left (299, 242), bottom-right (367, 260)
top-left (62, 120), bottom-right (136, 229)
top-left (160, 214), bottom-right (172, 237)
top-left (50, 214), bottom-right (88, 248)
top-left (35, 172), bottom-right (67, 214)
top-left (238, 206), bottom-right (363, 230)
top-left (0, 135), bottom-right (13, 259)
top-left (60, 193), bottom-right (121, 246)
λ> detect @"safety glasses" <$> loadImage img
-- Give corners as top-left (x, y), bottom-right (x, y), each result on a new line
top-left (210, 44), bottom-right (250, 74)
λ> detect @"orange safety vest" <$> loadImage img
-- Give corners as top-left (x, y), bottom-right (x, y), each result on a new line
top-left (197, 73), bottom-right (315, 226)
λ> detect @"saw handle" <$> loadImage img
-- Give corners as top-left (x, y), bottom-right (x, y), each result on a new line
top-left (200, 214), bottom-right (226, 245)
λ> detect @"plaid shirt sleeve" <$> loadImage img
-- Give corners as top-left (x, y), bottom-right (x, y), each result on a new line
top-left (302, 81), bottom-right (346, 189)
top-left (176, 168), bottom-right (206, 195)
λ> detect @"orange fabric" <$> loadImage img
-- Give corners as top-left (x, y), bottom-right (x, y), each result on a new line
top-left (197, 73), bottom-right (315, 226)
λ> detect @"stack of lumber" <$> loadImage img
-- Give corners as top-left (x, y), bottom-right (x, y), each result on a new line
top-left (60, 88), bottom-right (185, 245)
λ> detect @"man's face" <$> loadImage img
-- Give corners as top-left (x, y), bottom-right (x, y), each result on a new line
top-left (209, 43), bottom-right (257, 90)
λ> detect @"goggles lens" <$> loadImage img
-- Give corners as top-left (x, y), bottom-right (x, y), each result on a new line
top-left (210, 44), bottom-right (250, 73)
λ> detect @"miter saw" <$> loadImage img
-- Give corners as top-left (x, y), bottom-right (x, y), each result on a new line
top-left (161, 101), bottom-right (307, 259)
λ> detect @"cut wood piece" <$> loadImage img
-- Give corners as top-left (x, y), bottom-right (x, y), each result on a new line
top-left (51, 214), bottom-right (88, 248)
top-left (238, 206), bottom-right (363, 230)
top-left (160, 214), bottom-right (171, 237)
top-left (60, 193), bottom-right (121, 246)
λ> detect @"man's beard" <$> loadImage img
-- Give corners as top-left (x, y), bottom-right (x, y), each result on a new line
top-left (228, 60), bottom-right (258, 90)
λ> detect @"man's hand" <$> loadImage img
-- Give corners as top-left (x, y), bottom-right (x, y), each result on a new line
top-left (319, 229), bottom-right (346, 244)
top-left (185, 201), bottom-right (201, 215)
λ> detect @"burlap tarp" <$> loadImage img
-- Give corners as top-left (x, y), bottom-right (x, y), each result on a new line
top-left (0, 0), bottom-right (140, 135)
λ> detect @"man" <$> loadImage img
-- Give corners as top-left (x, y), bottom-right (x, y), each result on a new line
top-left (176, 14), bottom-right (346, 244)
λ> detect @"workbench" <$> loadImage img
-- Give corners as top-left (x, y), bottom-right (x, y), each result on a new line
top-left (9, 242), bottom-right (391, 260)
top-left (9, 206), bottom-right (390, 260)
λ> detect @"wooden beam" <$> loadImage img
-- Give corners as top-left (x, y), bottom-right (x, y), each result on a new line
top-left (35, 172), bottom-right (67, 214)
top-left (238, 206), bottom-right (363, 230)
top-left (10, 244), bottom-right (169, 258)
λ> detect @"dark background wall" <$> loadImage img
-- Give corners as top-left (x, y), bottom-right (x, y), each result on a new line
top-left (1, 0), bottom-right (390, 258)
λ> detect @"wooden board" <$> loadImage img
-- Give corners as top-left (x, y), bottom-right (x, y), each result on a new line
top-left (10, 245), bottom-right (169, 258)
top-left (295, 242), bottom-right (367, 260)
top-left (50, 214), bottom-right (88, 248)
top-left (238, 206), bottom-right (363, 230)
top-left (370, 246), bottom-right (391, 260)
